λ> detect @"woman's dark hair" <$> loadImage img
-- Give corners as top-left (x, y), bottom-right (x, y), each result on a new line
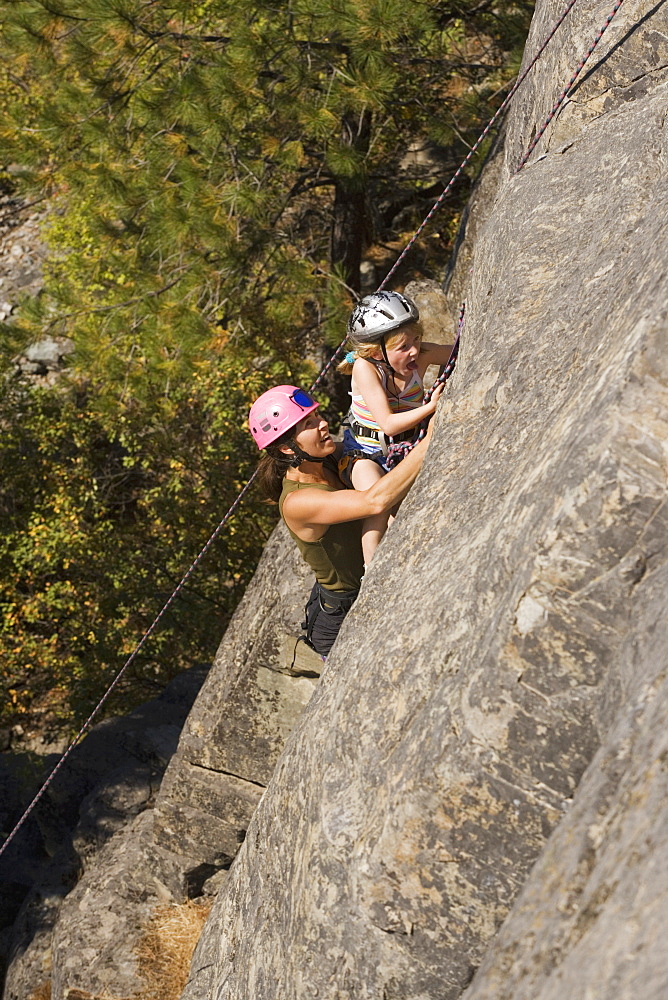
top-left (255, 432), bottom-right (296, 503)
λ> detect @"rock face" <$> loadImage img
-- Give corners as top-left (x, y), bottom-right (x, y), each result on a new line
top-left (0, 187), bottom-right (45, 312)
top-left (1, 667), bottom-right (208, 999)
top-left (149, 524), bottom-right (324, 887)
top-left (2, 524), bottom-right (325, 1000)
top-left (0, 188), bottom-right (76, 384)
top-left (177, 0), bottom-right (668, 997)
top-left (3, 0), bottom-right (668, 996)
top-left (463, 571), bottom-right (668, 1000)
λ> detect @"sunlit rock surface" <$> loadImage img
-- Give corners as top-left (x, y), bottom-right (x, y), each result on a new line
top-left (180, 0), bottom-right (668, 996)
top-left (3, 0), bottom-right (667, 996)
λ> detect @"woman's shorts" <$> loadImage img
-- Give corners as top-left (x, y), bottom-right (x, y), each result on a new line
top-left (301, 581), bottom-right (358, 656)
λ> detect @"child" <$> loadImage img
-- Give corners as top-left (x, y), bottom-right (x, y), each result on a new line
top-left (338, 290), bottom-right (453, 564)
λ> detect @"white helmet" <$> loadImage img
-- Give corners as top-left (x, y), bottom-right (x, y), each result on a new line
top-left (347, 291), bottom-right (419, 343)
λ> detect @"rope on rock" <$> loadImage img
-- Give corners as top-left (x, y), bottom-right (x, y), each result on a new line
top-left (515, 0), bottom-right (626, 172)
top-left (377, 0), bottom-right (581, 293)
top-left (1, 0), bottom-right (617, 858)
top-left (384, 0), bottom-right (627, 466)
top-left (310, 0), bottom-right (581, 393)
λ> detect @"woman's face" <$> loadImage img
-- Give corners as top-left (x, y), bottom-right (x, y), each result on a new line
top-left (292, 410), bottom-right (335, 459)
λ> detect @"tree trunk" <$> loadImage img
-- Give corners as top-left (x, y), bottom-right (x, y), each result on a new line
top-left (330, 110), bottom-right (372, 293)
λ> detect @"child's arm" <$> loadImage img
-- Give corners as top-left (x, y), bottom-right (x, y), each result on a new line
top-left (353, 358), bottom-right (444, 437)
top-left (417, 341), bottom-right (455, 376)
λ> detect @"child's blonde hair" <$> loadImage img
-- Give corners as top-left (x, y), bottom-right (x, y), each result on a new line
top-left (337, 322), bottom-right (424, 375)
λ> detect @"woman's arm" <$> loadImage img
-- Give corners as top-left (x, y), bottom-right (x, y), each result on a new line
top-left (353, 358), bottom-right (444, 436)
top-left (283, 424), bottom-right (435, 540)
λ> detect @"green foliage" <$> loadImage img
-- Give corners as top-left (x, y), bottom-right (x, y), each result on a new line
top-left (0, 357), bottom-right (287, 727)
top-left (0, 0), bottom-right (534, 732)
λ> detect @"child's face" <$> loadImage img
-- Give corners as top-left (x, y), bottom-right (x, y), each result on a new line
top-left (382, 326), bottom-right (422, 375)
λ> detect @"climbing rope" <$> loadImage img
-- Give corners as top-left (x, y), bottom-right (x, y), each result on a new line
top-left (310, 0), bottom-right (582, 391)
top-left (1, 0), bottom-right (624, 858)
top-left (0, 474), bottom-right (258, 859)
top-left (385, 0), bottom-right (626, 464)
top-left (515, 0), bottom-right (626, 171)
top-left (377, 0), bottom-right (583, 291)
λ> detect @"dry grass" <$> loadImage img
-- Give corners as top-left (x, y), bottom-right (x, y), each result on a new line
top-left (26, 899), bottom-right (211, 1000)
top-left (28, 982), bottom-right (51, 1000)
top-left (135, 899), bottom-right (212, 1000)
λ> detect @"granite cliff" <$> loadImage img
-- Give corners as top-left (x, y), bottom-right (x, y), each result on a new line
top-left (180, 0), bottom-right (668, 996)
top-left (3, 0), bottom-right (667, 996)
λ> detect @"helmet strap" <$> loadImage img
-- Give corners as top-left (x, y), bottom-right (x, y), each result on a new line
top-left (360, 353), bottom-right (400, 400)
top-left (376, 339), bottom-right (400, 400)
top-left (379, 338), bottom-right (396, 375)
top-left (286, 440), bottom-right (326, 466)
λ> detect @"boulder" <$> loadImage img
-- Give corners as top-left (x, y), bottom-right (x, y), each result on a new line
top-left (22, 337), bottom-right (74, 371)
top-left (1, 667), bottom-right (207, 1000)
top-left (0, 195), bottom-right (46, 307)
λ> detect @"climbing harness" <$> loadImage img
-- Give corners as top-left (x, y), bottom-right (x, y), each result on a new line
top-left (0, 0), bottom-right (627, 858)
top-left (346, 421), bottom-right (414, 449)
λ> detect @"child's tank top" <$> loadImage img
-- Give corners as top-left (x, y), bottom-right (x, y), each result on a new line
top-left (349, 366), bottom-right (423, 447)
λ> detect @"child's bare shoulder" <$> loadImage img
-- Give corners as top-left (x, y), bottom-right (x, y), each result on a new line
top-left (353, 357), bottom-right (382, 387)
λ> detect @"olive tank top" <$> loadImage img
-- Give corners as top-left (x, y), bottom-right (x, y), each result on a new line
top-left (278, 477), bottom-right (364, 593)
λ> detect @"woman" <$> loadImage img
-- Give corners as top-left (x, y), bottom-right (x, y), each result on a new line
top-left (249, 384), bottom-right (434, 657)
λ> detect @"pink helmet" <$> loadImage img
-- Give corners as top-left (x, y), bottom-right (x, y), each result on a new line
top-left (248, 385), bottom-right (320, 450)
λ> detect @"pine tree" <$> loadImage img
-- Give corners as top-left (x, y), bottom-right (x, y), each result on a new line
top-left (0, 0), bottom-right (533, 731)
top-left (1, 0), bottom-right (533, 352)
